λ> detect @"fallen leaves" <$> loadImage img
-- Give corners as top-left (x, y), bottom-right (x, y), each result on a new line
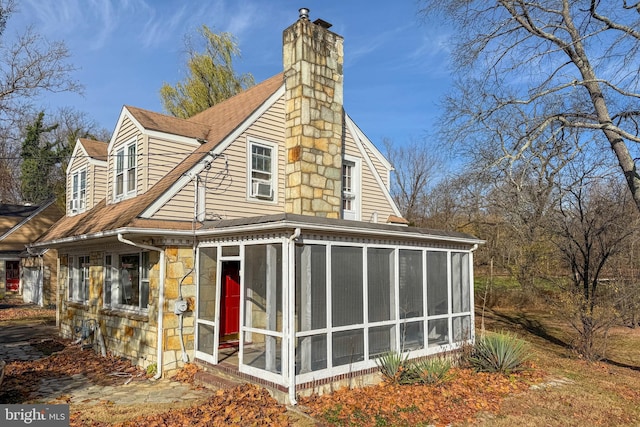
top-left (0, 339), bottom-right (148, 404)
top-left (300, 367), bottom-right (544, 427)
top-left (0, 302), bottom-right (55, 322)
top-left (69, 384), bottom-right (291, 427)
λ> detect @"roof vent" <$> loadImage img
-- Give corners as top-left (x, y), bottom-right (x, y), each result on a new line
top-left (299, 8), bottom-right (309, 20)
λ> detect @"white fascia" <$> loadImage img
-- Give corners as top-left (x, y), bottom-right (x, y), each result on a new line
top-left (193, 220), bottom-right (485, 247)
top-left (345, 114), bottom-right (393, 170)
top-left (345, 118), bottom-right (402, 217)
top-left (29, 227), bottom-right (196, 248)
top-left (139, 84), bottom-right (286, 219)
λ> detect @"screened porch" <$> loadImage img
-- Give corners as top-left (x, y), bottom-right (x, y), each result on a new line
top-left (193, 215), bottom-right (481, 391)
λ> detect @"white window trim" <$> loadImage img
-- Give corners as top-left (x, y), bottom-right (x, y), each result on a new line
top-left (342, 154), bottom-right (361, 220)
top-left (113, 138), bottom-right (137, 202)
top-left (68, 254), bottom-right (90, 304)
top-left (246, 137), bottom-right (278, 204)
top-left (103, 250), bottom-right (149, 313)
top-left (69, 167), bottom-right (87, 215)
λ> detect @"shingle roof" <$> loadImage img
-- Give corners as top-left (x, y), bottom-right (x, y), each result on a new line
top-left (0, 204), bottom-right (40, 218)
top-left (126, 106), bottom-right (211, 140)
top-left (78, 138), bottom-right (108, 161)
top-left (37, 73), bottom-right (284, 244)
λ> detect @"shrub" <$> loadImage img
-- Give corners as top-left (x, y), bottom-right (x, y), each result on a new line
top-left (376, 352), bottom-right (452, 385)
top-left (376, 351), bottom-right (409, 384)
top-left (413, 356), bottom-right (452, 385)
top-left (468, 332), bottom-right (530, 374)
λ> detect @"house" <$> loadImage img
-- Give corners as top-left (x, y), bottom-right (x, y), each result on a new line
top-left (33, 10), bottom-right (482, 403)
top-left (0, 200), bottom-right (63, 305)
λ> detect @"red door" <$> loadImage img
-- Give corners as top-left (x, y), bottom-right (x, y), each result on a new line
top-left (219, 262), bottom-right (240, 338)
top-left (5, 261), bottom-right (19, 292)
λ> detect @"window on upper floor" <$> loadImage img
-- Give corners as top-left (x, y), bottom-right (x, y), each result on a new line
top-left (248, 138), bottom-right (277, 202)
top-left (69, 168), bottom-right (87, 214)
top-left (68, 254), bottom-right (90, 304)
top-left (103, 251), bottom-right (149, 312)
top-left (342, 156), bottom-right (360, 220)
top-left (115, 141), bottom-right (136, 200)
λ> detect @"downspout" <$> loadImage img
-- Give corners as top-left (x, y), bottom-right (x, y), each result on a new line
top-left (117, 233), bottom-right (166, 379)
top-left (288, 227), bottom-right (301, 405)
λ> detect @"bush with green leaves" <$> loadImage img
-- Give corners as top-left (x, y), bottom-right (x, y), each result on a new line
top-left (376, 352), bottom-right (452, 385)
top-left (468, 332), bottom-right (530, 374)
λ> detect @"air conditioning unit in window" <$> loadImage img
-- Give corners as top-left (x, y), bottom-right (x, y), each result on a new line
top-left (252, 180), bottom-right (273, 199)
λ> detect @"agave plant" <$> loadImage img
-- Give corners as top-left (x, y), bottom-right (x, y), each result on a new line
top-left (413, 356), bottom-right (453, 385)
top-left (469, 332), bottom-right (530, 374)
top-left (376, 351), bottom-right (410, 384)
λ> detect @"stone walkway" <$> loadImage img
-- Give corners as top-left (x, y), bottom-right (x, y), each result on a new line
top-left (0, 322), bottom-right (212, 406)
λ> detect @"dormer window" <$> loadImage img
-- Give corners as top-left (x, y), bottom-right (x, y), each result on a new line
top-left (115, 140), bottom-right (136, 200)
top-left (248, 138), bottom-right (277, 202)
top-left (70, 168), bottom-right (86, 214)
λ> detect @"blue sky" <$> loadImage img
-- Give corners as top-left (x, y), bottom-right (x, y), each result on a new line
top-left (9, 0), bottom-right (452, 148)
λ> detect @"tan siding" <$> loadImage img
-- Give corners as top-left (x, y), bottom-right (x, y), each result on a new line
top-left (107, 117), bottom-right (142, 204)
top-left (343, 127), bottom-right (396, 223)
top-left (90, 163), bottom-right (107, 209)
top-left (363, 143), bottom-right (390, 189)
top-left (147, 136), bottom-right (198, 188)
top-left (152, 97), bottom-right (286, 221)
top-left (67, 156), bottom-right (89, 216)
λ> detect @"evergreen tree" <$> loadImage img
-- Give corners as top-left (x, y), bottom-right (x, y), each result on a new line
top-left (20, 112), bottom-right (58, 204)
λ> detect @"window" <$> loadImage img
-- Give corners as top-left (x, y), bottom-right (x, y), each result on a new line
top-left (104, 252), bottom-right (149, 311)
top-left (342, 156), bottom-right (360, 220)
top-left (248, 139), bottom-right (276, 201)
top-left (68, 255), bottom-right (90, 303)
top-left (70, 169), bottom-right (87, 213)
top-left (115, 140), bottom-right (136, 200)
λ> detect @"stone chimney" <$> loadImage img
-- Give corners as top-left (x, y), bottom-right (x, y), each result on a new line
top-left (283, 8), bottom-right (344, 218)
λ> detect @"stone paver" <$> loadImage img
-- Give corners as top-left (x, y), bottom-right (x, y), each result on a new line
top-left (0, 322), bottom-right (212, 406)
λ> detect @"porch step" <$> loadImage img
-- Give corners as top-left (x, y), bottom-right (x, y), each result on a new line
top-left (194, 361), bottom-right (290, 404)
top-left (194, 370), bottom-right (245, 390)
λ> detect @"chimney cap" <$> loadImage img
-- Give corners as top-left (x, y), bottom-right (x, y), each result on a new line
top-left (313, 18), bottom-right (332, 29)
top-left (299, 8), bottom-right (309, 20)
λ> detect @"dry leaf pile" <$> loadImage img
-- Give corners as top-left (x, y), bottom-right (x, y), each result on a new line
top-left (0, 302), bottom-right (55, 321)
top-left (69, 384), bottom-right (291, 427)
top-left (301, 367), bottom-right (543, 426)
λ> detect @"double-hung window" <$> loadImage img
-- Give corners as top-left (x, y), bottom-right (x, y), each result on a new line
top-left (104, 252), bottom-right (149, 311)
top-left (70, 169), bottom-right (87, 214)
top-left (248, 139), bottom-right (276, 201)
top-left (115, 140), bottom-right (136, 200)
top-left (68, 255), bottom-right (90, 303)
top-left (342, 156), bottom-right (360, 220)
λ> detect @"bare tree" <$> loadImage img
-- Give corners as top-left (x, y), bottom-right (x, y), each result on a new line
top-left (0, 0), bottom-right (80, 202)
top-left (419, 1), bottom-right (640, 211)
top-left (384, 138), bottom-right (441, 225)
top-left (550, 165), bottom-right (637, 358)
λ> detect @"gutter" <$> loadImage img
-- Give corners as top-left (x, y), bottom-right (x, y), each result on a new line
top-left (117, 233), bottom-right (166, 380)
top-left (287, 227), bottom-right (301, 405)
top-left (33, 220), bottom-right (484, 250)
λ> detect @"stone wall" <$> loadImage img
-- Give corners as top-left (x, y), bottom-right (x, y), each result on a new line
top-left (283, 16), bottom-right (344, 218)
top-left (57, 245), bottom-right (196, 377)
top-left (161, 247), bottom-right (196, 373)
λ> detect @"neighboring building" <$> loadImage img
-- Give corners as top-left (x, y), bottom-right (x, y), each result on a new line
top-left (0, 200), bottom-right (63, 305)
top-left (33, 11), bottom-right (482, 402)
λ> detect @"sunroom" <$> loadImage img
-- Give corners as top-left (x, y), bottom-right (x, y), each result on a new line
top-left (193, 214), bottom-right (482, 399)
